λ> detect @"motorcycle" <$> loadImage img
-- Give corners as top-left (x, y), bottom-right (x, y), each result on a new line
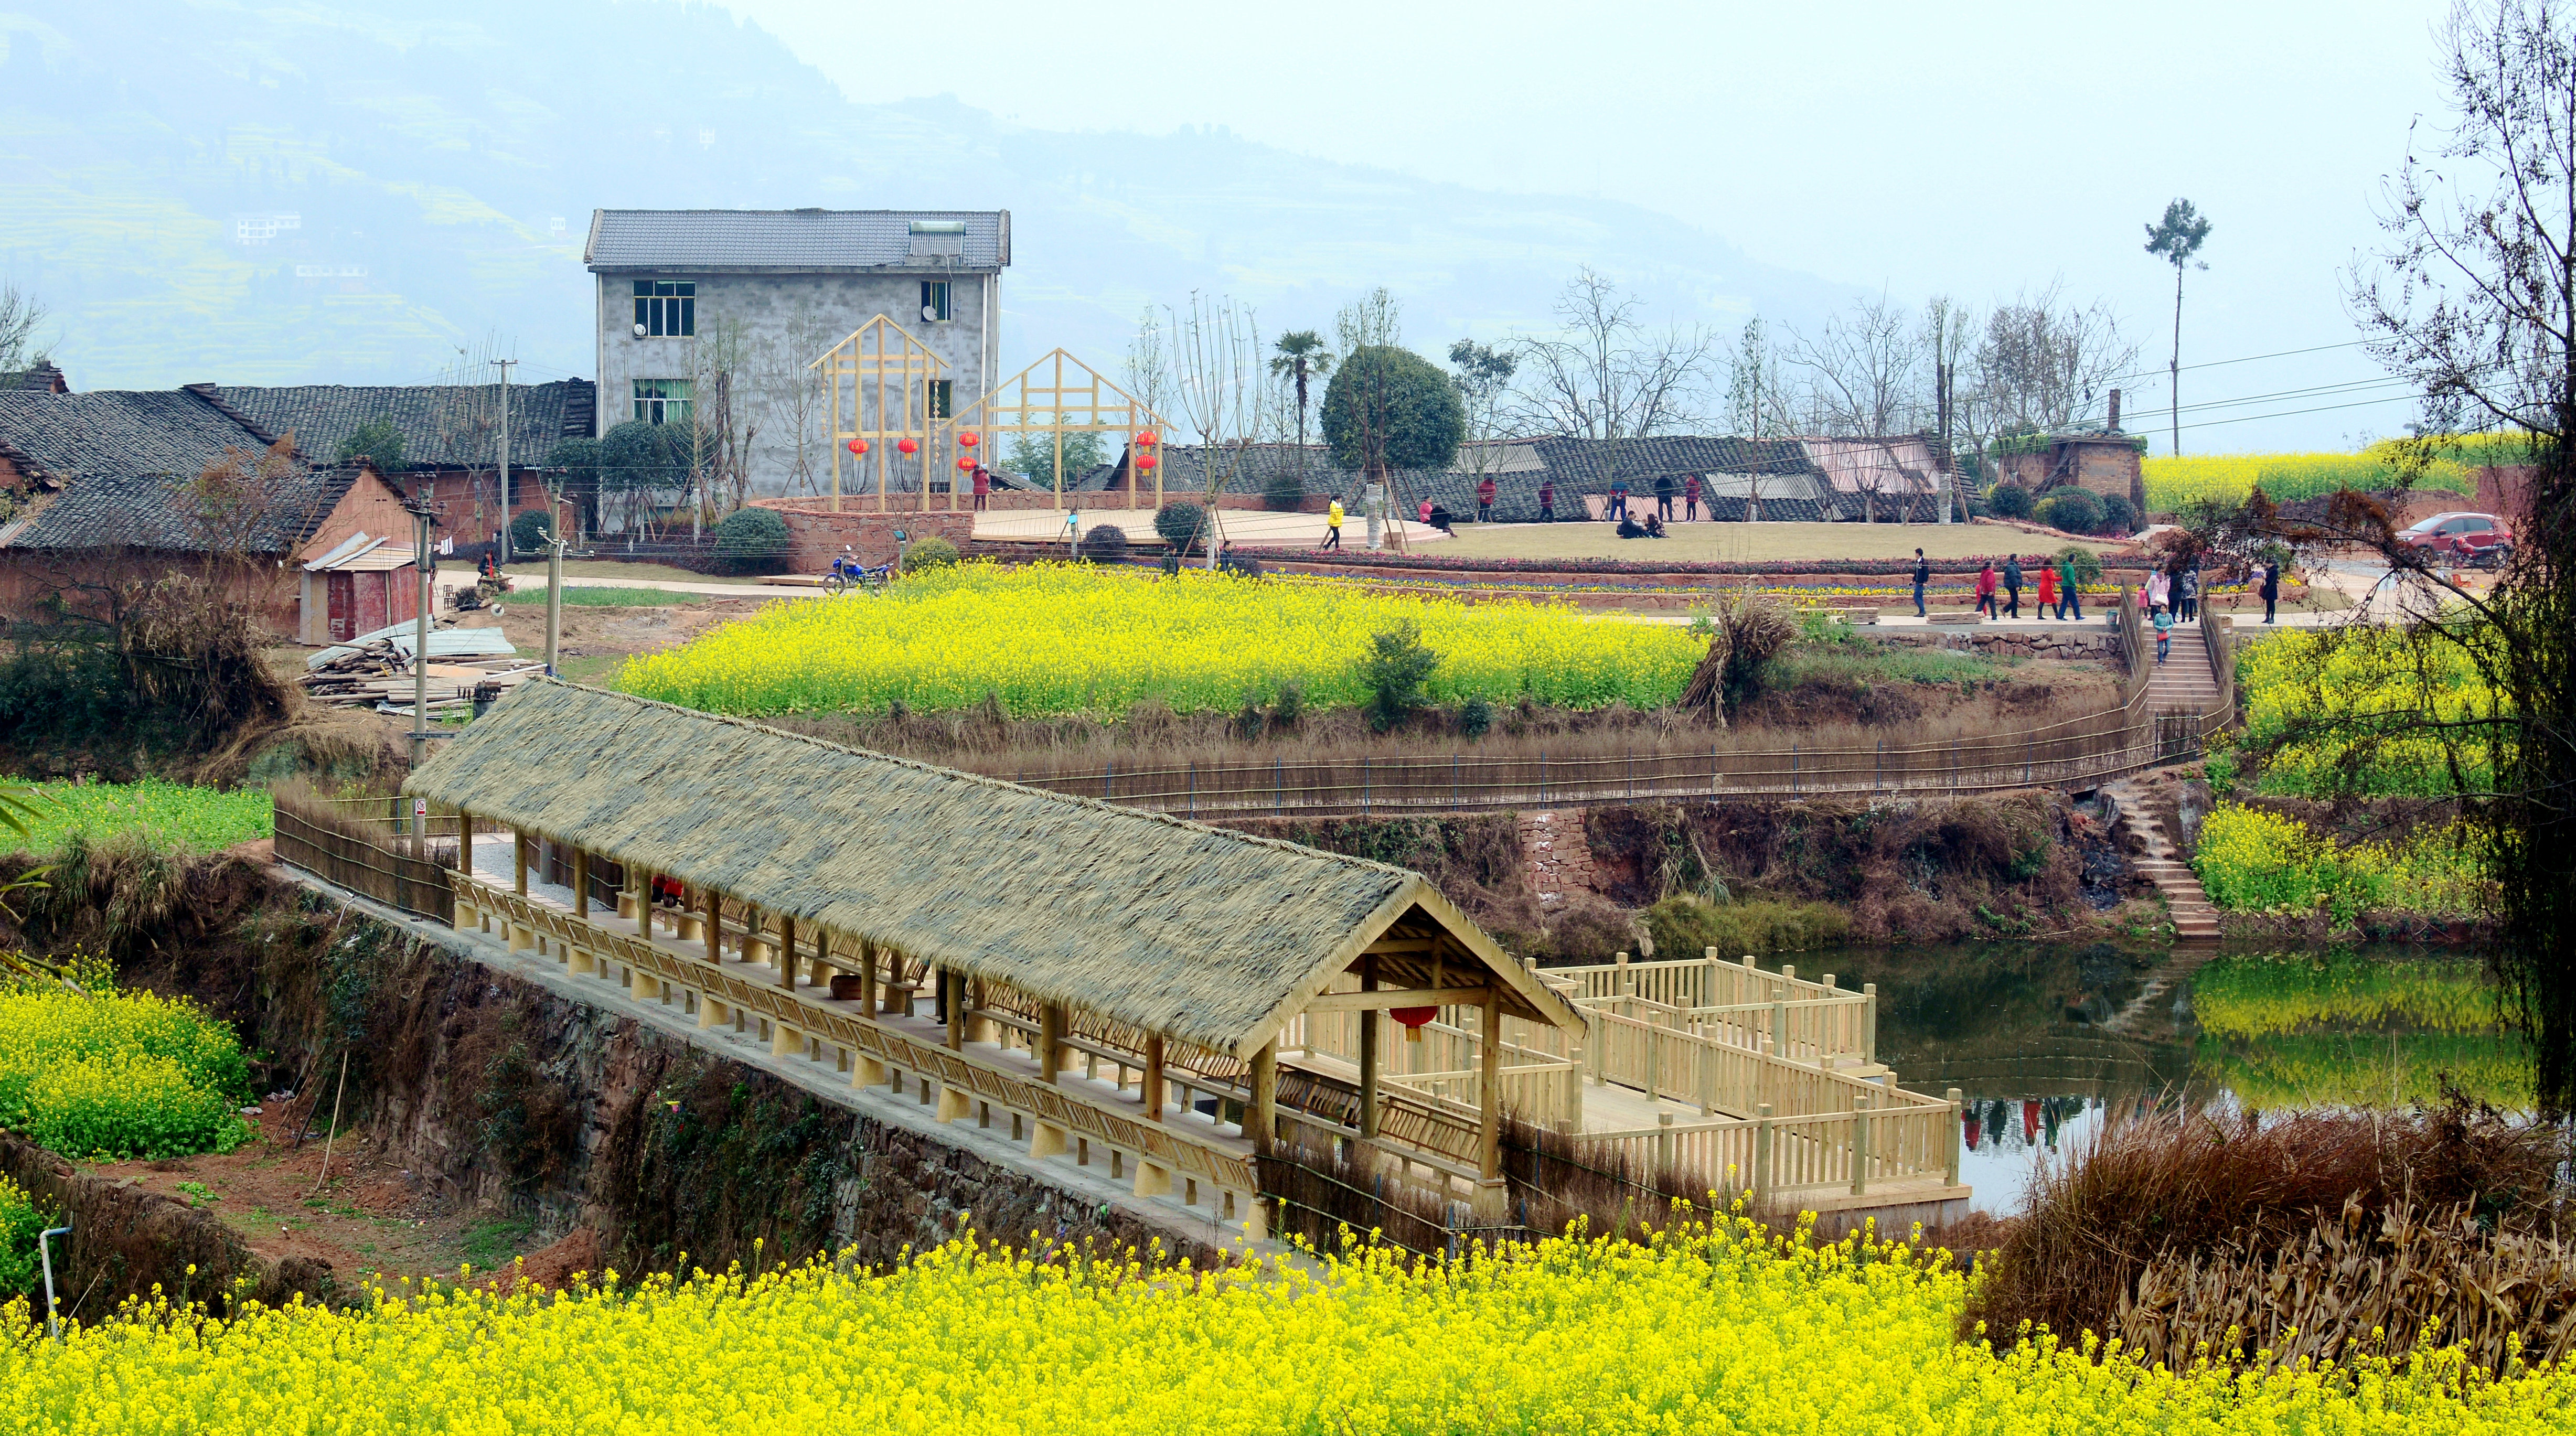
top-left (822, 554), bottom-right (896, 595)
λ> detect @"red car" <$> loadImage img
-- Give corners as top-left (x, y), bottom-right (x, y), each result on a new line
top-left (2398, 511), bottom-right (2514, 566)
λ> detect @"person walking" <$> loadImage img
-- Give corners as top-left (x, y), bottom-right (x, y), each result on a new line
top-left (1538, 479), bottom-right (1556, 523)
top-left (2003, 554), bottom-right (2024, 618)
top-left (1654, 474), bottom-right (1674, 520)
top-left (2146, 567), bottom-right (2171, 613)
top-left (2153, 603), bottom-right (2174, 665)
top-left (2062, 563), bottom-right (2086, 621)
top-left (1476, 476), bottom-right (1497, 523)
top-left (1974, 561), bottom-right (1999, 618)
top-left (970, 463), bottom-right (991, 512)
top-left (2036, 559), bottom-right (2059, 621)
top-left (1911, 547), bottom-right (1931, 618)
top-left (1608, 476), bottom-right (1630, 521)
top-left (2178, 565), bottom-right (2199, 623)
top-left (2260, 559), bottom-right (2281, 624)
top-left (1322, 496), bottom-right (1344, 551)
top-left (1684, 474), bottom-right (1702, 521)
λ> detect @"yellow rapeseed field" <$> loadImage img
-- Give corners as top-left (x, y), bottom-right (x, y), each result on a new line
top-left (16, 1216), bottom-right (2572, 1434)
top-left (2141, 441), bottom-right (2487, 512)
top-left (615, 563), bottom-right (1705, 718)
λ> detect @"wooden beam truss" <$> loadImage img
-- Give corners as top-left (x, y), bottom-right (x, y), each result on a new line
top-left (935, 348), bottom-right (1176, 512)
top-left (813, 316), bottom-right (950, 514)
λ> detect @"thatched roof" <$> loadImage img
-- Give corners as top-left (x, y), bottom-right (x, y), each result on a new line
top-left (404, 681), bottom-right (1577, 1055)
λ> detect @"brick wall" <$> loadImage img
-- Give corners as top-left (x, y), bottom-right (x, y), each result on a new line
top-left (749, 498), bottom-right (976, 572)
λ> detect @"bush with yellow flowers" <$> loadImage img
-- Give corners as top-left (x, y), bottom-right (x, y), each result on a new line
top-left (12, 1213), bottom-right (2575, 1433)
top-left (0, 981), bottom-right (251, 1161)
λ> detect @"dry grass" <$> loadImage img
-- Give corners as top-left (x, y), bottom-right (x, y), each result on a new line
top-left (1435, 520), bottom-right (2118, 565)
top-left (1968, 1096), bottom-right (2567, 1362)
top-left (479, 559), bottom-right (781, 587)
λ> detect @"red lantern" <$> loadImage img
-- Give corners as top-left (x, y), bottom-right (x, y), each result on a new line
top-left (1389, 1006), bottom-right (1437, 1044)
top-left (957, 432), bottom-right (979, 448)
top-left (1134, 430), bottom-right (1159, 448)
top-left (897, 438), bottom-right (918, 455)
top-left (956, 455), bottom-right (975, 471)
top-left (1136, 455), bottom-right (1158, 471)
top-left (847, 438), bottom-right (869, 456)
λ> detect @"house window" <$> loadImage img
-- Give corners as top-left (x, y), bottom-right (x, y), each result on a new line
top-left (927, 379), bottom-right (953, 420)
top-left (633, 280), bottom-right (696, 337)
top-left (921, 280), bottom-right (952, 323)
top-left (633, 379), bottom-right (693, 425)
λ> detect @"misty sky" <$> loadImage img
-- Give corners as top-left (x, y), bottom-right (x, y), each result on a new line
top-left (726, 0), bottom-right (2457, 453)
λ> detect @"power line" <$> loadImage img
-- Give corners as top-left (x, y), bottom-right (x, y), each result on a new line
top-left (2097, 337), bottom-right (2380, 390)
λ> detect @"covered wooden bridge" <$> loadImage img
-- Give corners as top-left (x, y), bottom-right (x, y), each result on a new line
top-left (403, 680), bottom-right (1584, 1230)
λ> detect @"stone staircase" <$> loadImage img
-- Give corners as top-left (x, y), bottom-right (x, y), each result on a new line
top-left (2102, 775), bottom-right (2222, 942)
top-left (2146, 619), bottom-right (2222, 715)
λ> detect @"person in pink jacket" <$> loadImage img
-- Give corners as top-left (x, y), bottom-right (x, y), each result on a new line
top-left (1974, 561), bottom-right (2000, 618)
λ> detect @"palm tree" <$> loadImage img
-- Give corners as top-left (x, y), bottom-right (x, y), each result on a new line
top-left (1270, 331), bottom-right (1333, 489)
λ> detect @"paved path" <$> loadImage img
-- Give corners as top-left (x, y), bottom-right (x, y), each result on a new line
top-left (973, 506), bottom-right (1451, 549)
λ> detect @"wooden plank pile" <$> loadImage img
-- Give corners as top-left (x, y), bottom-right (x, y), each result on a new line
top-left (300, 628), bottom-right (543, 713)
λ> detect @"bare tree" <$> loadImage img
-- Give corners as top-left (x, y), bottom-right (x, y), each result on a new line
top-left (1335, 286), bottom-right (1403, 353)
top-left (1725, 317), bottom-right (1792, 521)
top-left (1968, 283), bottom-right (2139, 438)
top-left (1787, 291), bottom-right (1929, 437)
top-left (1509, 269), bottom-right (1716, 504)
top-left (758, 299), bottom-right (832, 497)
top-left (1167, 292), bottom-right (1263, 565)
top-left (692, 314), bottom-right (759, 515)
top-left (1921, 295), bottom-right (1977, 520)
top-left (2326, 0), bottom-right (2576, 1112)
top-left (0, 283), bottom-right (49, 385)
top-left (1448, 338), bottom-right (1519, 503)
top-left (1123, 305), bottom-right (1180, 430)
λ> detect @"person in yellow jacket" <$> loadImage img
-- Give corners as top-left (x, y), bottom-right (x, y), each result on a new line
top-left (1321, 496), bottom-right (1345, 551)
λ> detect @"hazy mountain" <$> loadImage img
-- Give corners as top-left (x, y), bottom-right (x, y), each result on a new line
top-left (1, 0), bottom-right (1858, 393)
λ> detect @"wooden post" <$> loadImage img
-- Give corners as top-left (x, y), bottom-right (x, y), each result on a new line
top-left (703, 886), bottom-right (721, 966)
top-left (1864, 983), bottom-right (1879, 1063)
top-left (1358, 958), bottom-right (1381, 1142)
top-left (858, 940), bottom-right (877, 1015)
top-left (1946, 1087), bottom-right (1964, 1187)
top-left (572, 849), bottom-right (589, 920)
top-left (638, 870), bottom-right (654, 938)
top-left (1248, 1042), bottom-right (1277, 1154)
top-left (1754, 1102), bottom-right (1775, 1204)
top-left (1478, 988), bottom-right (1503, 1182)
top-left (455, 809), bottom-right (473, 873)
top-left (1144, 1034), bottom-right (1166, 1120)
top-left (1851, 1095), bottom-right (1872, 1196)
top-left (945, 972), bottom-right (964, 1050)
top-left (1040, 1003), bottom-right (1066, 1081)
top-left (778, 917), bottom-right (798, 991)
top-left (512, 830), bottom-right (527, 895)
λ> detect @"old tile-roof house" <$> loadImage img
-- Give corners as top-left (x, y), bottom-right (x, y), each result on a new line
top-left (0, 382), bottom-right (419, 642)
top-left (216, 379), bottom-right (597, 551)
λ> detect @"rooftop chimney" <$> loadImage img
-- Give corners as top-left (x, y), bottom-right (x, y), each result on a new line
top-left (2107, 388), bottom-right (2121, 433)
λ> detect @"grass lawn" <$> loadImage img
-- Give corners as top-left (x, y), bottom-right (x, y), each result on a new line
top-left (1433, 520), bottom-right (2115, 564)
top-left (480, 559), bottom-right (781, 586)
top-left (6, 780), bottom-right (272, 856)
top-left (552, 586), bottom-right (700, 607)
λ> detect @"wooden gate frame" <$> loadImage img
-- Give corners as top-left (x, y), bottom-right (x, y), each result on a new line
top-left (935, 349), bottom-right (1175, 511)
top-left (813, 316), bottom-right (951, 513)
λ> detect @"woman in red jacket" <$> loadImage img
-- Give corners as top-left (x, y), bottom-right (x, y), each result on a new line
top-left (1974, 561), bottom-right (2000, 619)
top-left (2036, 559), bottom-right (2059, 620)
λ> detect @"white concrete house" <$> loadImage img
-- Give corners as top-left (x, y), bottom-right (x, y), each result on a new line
top-left (585, 208), bottom-right (1009, 497)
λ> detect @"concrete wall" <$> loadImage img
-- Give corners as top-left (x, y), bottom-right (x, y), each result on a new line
top-left (596, 270), bottom-right (999, 501)
top-left (750, 498), bottom-right (976, 572)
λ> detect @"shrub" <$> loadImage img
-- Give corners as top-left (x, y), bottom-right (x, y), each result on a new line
top-left (507, 507), bottom-right (554, 556)
top-left (902, 535), bottom-right (960, 571)
top-left (2098, 492), bottom-right (2138, 534)
top-left (0, 1175), bottom-right (41, 1296)
top-left (336, 417), bottom-right (405, 472)
top-left (2055, 545), bottom-right (2104, 588)
top-left (1543, 902), bottom-right (1638, 963)
top-left (1155, 501), bottom-right (1211, 555)
top-left (1457, 694), bottom-right (1494, 738)
top-left (1321, 345), bottom-right (1467, 472)
top-left (2192, 803), bottom-right (2490, 918)
top-left (1985, 481), bottom-right (2034, 519)
top-left (1262, 467), bottom-right (1306, 512)
top-left (1077, 524), bottom-right (1130, 562)
top-left (1360, 618), bottom-right (1439, 733)
top-left (1642, 893), bottom-right (1851, 960)
top-left (1218, 550), bottom-right (1262, 579)
top-left (1268, 679), bottom-right (1305, 728)
top-left (710, 507), bottom-right (791, 576)
top-left (2032, 486), bottom-right (2102, 535)
top-left (0, 983), bottom-right (252, 1161)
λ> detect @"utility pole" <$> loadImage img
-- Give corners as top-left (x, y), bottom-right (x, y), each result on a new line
top-left (410, 497), bottom-right (434, 769)
top-left (544, 495), bottom-right (565, 676)
top-left (492, 357), bottom-right (517, 565)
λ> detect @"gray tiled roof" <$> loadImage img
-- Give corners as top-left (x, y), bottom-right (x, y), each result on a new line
top-left (7, 466), bottom-right (358, 554)
top-left (585, 209), bottom-right (1010, 272)
top-left (215, 380), bottom-right (597, 469)
top-left (0, 389), bottom-right (272, 486)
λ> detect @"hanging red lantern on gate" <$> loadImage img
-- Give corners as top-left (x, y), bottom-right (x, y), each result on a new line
top-left (957, 431), bottom-right (979, 448)
top-left (956, 455), bottom-right (975, 471)
top-left (1389, 1006), bottom-right (1437, 1043)
top-left (1134, 430), bottom-right (1159, 448)
top-left (847, 438), bottom-right (869, 456)
top-left (897, 437), bottom-right (919, 455)
top-left (1136, 455), bottom-right (1158, 471)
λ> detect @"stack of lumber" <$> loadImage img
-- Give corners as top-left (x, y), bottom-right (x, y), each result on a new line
top-left (300, 621), bottom-right (539, 712)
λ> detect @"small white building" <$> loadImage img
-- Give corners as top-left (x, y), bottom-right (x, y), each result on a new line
top-left (585, 208), bottom-right (1009, 496)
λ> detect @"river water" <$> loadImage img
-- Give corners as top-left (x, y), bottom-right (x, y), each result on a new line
top-left (1805, 942), bottom-right (2524, 1213)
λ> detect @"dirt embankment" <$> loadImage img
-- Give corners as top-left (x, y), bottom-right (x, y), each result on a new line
top-left (9, 855), bottom-right (1210, 1314)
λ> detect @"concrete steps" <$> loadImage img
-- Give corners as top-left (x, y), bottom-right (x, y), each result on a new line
top-left (2102, 777), bottom-right (2224, 942)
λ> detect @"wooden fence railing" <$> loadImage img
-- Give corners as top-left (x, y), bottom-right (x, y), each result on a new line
top-left (274, 805), bottom-right (454, 925)
top-left (998, 598), bottom-right (2207, 819)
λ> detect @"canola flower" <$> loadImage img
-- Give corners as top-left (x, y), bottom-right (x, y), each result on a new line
top-left (17, 1214), bottom-right (2576, 1434)
top-left (2190, 953), bottom-right (2530, 1110)
top-left (0, 985), bottom-right (251, 1160)
top-left (2235, 628), bottom-right (2500, 798)
top-left (615, 562), bottom-right (1705, 719)
top-left (2142, 444), bottom-right (2481, 512)
top-left (0, 780), bottom-right (271, 858)
top-left (2192, 805), bottom-right (2491, 920)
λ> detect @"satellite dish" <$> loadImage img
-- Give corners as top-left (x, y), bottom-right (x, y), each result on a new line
top-left (922, 305), bottom-right (938, 322)
top-left (632, 323), bottom-right (647, 338)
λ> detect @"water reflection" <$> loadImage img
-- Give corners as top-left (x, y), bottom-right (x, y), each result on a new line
top-left (1811, 942), bottom-right (2525, 1212)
